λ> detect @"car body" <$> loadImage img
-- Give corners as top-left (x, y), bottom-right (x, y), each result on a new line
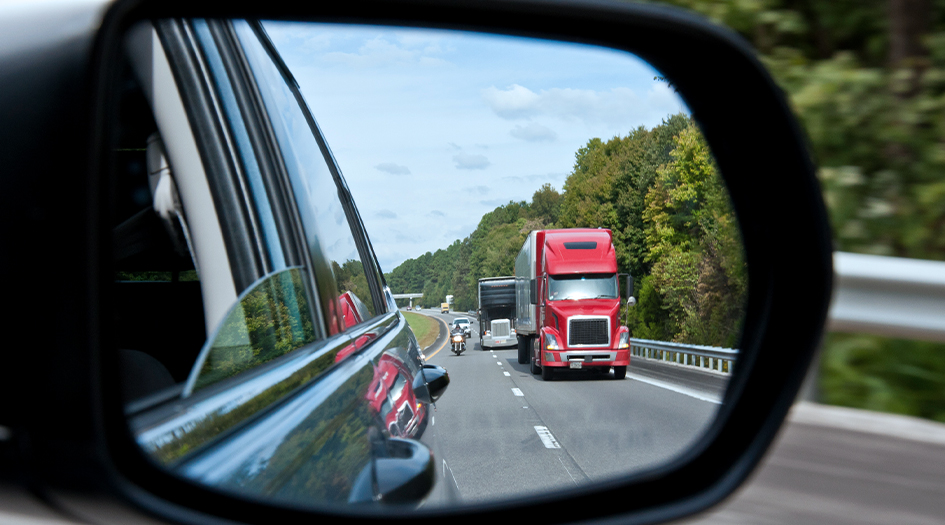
top-left (451, 317), bottom-right (472, 337)
top-left (44, 14), bottom-right (446, 510)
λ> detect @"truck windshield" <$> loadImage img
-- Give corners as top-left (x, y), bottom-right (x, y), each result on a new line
top-left (547, 274), bottom-right (618, 301)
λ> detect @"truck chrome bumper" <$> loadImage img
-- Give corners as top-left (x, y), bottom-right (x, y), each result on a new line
top-left (543, 349), bottom-right (630, 367)
top-left (483, 335), bottom-right (516, 348)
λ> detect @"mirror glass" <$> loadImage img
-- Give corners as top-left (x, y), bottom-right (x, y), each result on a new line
top-left (115, 19), bottom-right (745, 512)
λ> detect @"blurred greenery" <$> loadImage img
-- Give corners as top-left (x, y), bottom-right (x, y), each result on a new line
top-left (652, 0), bottom-right (945, 421)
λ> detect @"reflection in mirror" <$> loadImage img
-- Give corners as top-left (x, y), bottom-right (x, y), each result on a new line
top-left (267, 21), bottom-right (745, 505)
top-left (115, 18), bottom-right (745, 512)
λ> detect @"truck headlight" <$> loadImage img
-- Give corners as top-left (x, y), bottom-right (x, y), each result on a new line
top-left (618, 331), bottom-right (630, 349)
top-left (545, 333), bottom-right (559, 350)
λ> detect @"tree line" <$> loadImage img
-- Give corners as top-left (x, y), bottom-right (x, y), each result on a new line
top-left (386, 114), bottom-right (747, 348)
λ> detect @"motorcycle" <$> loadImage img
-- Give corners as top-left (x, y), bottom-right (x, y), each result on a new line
top-left (450, 328), bottom-right (467, 355)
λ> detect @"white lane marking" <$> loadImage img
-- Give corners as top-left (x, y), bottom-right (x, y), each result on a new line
top-left (432, 416), bottom-right (435, 426)
top-left (497, 361), bottom-right (502, 366)
top-left (558, 457), bottom-right (578, 485)
top-left (492, 354), bottom-right (497, 358)
top-left (534, 426), bottom-right (561, 449)
top-left (627, 373), bottom-right (722, 404)
top-left (511, 388), bottom-right (524, 396)
top-left (503, 371), bottom-right (511, 377)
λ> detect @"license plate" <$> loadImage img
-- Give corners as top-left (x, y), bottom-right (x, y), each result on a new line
top-left (569, 361), bottom-right (582, 369)
top-left (495, 339), bottom-right (505, 344)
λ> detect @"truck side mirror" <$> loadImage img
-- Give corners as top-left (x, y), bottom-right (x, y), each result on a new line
top-left (529, 278), bottom-right (538, 305)
top-left (625, 273), bottom-right (634, 299)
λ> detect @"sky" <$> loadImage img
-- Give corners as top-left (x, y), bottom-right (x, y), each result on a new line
top-left (264, 22), bottom-right (689, 273)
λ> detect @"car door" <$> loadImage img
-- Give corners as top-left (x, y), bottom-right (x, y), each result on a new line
top-left (120, 18), bottom-right (442, 507)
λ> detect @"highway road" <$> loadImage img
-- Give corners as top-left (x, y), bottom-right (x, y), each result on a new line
top-left (412, 308), bottom-right (945, 523)
top-left (417, 308), bottom-right (728, 505)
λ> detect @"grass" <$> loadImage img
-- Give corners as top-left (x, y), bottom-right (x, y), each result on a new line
top-left (403, 311), bottom-right (441, 350)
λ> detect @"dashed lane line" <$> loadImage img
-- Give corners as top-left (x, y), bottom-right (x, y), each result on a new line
top-left (534, 426), bottom-right (561, 449)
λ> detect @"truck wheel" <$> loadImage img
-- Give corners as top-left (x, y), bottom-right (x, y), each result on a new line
top-left (517, 336), bottom-right (529, 364)
top-left (613, 366), bottom-right (627, 380)
top-left (541, 363), bottom-right (554, 381)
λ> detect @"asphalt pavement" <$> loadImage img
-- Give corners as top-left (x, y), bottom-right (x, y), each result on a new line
top-left (420, 309), bottom-right (723, 505)
top-left (413, 308), bottom-right (945, 523)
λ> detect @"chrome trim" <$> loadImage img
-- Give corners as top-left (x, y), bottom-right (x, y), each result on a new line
top-left (560, 350), bottom-right (617, 361)
top-left (567, 315), bottom-right (611, 347)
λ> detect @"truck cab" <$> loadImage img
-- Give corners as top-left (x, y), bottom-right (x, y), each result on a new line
top-left (515, 229), bottom-right (631, 380)
top-left (440, 303), bottom-right (450, 313)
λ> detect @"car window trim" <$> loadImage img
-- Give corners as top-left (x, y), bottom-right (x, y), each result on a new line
top-left (202, 20), bottom-right (307, 272)
top-left (154, 19), bottom-right (266, 292)
top-left (247, 20), bottom-right (389, 317)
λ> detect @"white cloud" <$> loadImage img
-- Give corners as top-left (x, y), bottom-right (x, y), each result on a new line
top-left (510, 122), bottom-right (557, 142)
top-left (481, 84), bottom-right (541, 120)
top-left (376, 209), bottom-right (397, 219)
top-left (482, 84), bottom-right (683, 127)
top-left (321, 36), bottom-right (454, 68)
top-left (375, 162), bottom-right (411, 175)
top-left (453, 153), bottom-right (491, 170)
top-left (429, 210), bottom-right (445, 217)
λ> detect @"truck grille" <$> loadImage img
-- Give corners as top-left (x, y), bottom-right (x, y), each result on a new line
top-left (492, 320), bottom-right (511, 338)
top-left (568, 317), bottom-right (609, 347)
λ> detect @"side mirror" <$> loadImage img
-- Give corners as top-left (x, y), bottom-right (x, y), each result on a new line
top-left (413, 364), bottom-right (449, 404)
top-left (627, 296), bottom-right (636, 307)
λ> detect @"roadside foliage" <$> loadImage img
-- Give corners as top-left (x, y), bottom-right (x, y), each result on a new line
top-left (387, 115), bottom-right (747, 349)
top-left (651, 0), bottom-right (945, 423)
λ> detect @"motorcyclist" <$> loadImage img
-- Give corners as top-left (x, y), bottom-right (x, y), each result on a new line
top-left (450, 321), bottom-right (467, 354)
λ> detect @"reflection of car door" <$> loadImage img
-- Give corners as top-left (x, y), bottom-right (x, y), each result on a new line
top-left (126, 19), bottom-right (437, 508)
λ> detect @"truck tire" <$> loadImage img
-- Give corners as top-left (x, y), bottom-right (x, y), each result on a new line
top-left (613, 365), bottom-right (627, 380)
top-left (541, 362), bottom-right (554, 381)
top-left (517, 335), bottom-right (529, 364)
top-left (530, 355), bottom-right (541, 375)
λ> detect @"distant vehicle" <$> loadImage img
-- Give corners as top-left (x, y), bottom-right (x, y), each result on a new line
top-left (451, 317), bottom-right (472, 338)
top-left (406, 305), bottom-right (412, 310)
top-left (515, 229), bottom-right (632, 380)
top-left (478, 276), bottom-right (517, 350)
top-left (441, 302), bottom-right (450, 313)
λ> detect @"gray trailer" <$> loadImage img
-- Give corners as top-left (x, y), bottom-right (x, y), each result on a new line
top-left (478, 276), bottom-right (517, 350)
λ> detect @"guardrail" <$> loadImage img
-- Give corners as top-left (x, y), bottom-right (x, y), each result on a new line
top-left (630, 338), bottom-right (739, 374)
top-left (830, 252), bottom-right (945, 343)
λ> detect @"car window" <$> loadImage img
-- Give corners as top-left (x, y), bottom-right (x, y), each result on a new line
top-left (185, 267), bottom-right (317, 394)
top-left (232, 20), bottom-right (382, 335)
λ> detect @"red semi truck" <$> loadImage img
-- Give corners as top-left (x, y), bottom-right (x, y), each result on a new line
top-left (514, 228), bottom-right (632, 380)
